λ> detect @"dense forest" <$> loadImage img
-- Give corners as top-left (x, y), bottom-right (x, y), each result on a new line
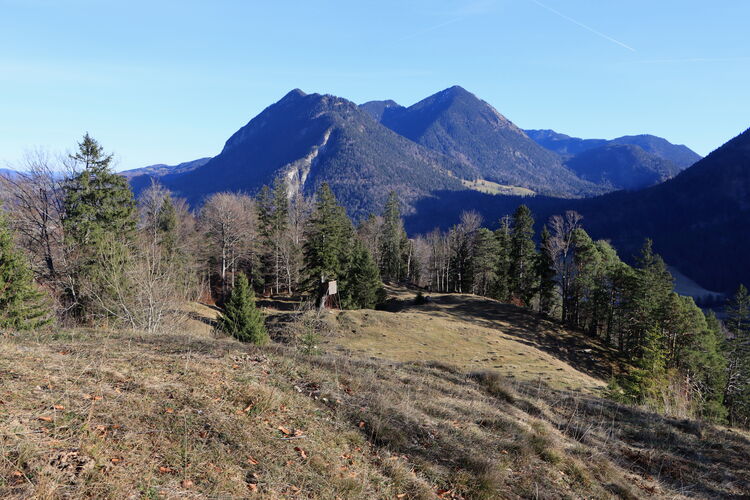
top-left (2, 135), bottom-right (750, 429)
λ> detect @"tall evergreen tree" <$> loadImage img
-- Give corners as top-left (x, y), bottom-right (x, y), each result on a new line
top-left (536, 225), bottom-right (556, 316)
top-left (471, 228), bottom-right (500, 297)
top-left (0, 211), bottom-right (50, 330)
top-left (379, 192), bottom-right (408, 283)
top-left (63, 134), bottom-right (136, 247)
top-left (62, 134), bottom-right (137, 320)
top-left (302, 183), bottom-right (355, 293)
top-left (508, 205), bottom-right (537, 306)
top-left (218, 274), bottom-right (268, 345)
top-left (270, 177), bottom-right (290, 293)
top-left (341, 239), bottom-right (383, 309)
top-left (493, 216), bottom-right (512, 302)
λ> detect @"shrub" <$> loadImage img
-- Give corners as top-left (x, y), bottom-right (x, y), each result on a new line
top-left (217, 274), bottom-right (268, 345)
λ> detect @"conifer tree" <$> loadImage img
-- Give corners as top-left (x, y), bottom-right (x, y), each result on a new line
top-left (153, 192), bottom-right (179, 258)
top-left (62, 134), bottom-right (137, 320)
top-left (682, 311), bottom-right (728, 422)
top-left (536, 225), bottom-right (556, 316)
top-left (493, 216), bottom-right (512, 302)
top-left (63, 134), bottom-right (136, 247)
top-left (725, 284), bottom-right (750, 427)
top-left (218, 274), bottom-right (268, 345)
top-left (341, 239), bottom-right (383, 309)
top-left (471, 228), bottom-right (500, 297)
top-left (303, 183), bottom-right (355, 292)
top-left (0, 212), bottom-right (50, 330)
top-left (509, 205), bottom-right (537, 306)
top-left (379, 192), bottom-right (408, 282)
top-left (617, 327), bottom-right (668, 405)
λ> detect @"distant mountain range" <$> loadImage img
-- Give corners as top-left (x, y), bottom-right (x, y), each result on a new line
top-left (403, 127), bottom-right (750, 293)
top-left (361, 86), bottom-right (602, 197)
top-left (134, 89), bottom-right (470, 218)
top-left (524, 129), bottom-right (702, 168)
top-left (124, 86), bottom-right (700, 212)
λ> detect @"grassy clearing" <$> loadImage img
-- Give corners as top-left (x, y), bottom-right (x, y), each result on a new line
top-left (461, 179), bottom-right (535, 197)
top-left (328, 288), bottom-right (620, 393)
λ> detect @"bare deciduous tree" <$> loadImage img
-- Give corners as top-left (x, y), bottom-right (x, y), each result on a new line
top-left (546, 211), bottom-right (583, 323)
top-left (200, 192), bottom-right (257, 297)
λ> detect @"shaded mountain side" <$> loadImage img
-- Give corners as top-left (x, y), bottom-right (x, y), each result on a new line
top-left (525, 129), bottom-right (701, 168)
top-left (609, 134), bottom-right (702, 168)
top-left (359, 99), bottom-right (404, 121)
top-left (523, 129), bottom-right (607, 157)
top-left (564, 144), bottom-right (682, 190)
top-left (154, 89), bottom-right (468, 219)
top-left (405, 127), bottom-right (750, 293)
top-left (369, 86), bottom-right (603, 197)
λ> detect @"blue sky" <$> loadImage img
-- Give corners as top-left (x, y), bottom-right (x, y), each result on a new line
top-left (2, 0), bottom-right (749, 170)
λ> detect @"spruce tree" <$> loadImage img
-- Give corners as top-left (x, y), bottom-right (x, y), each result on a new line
top-left (493, 216), bottom-right (512, 302)
top-left (509, 205), bottom-right (537, 306)
top-left (62, 134), bottom-right (137, 320)
top-left (341, 239), bottom-right (383, 309)
top-left (218, 274), bottom-right (268, 345)
top-left (379, 192), bottom-right (408, 283)
top-left (302, 183), bottom-right (354, 293)
top-left (0, 212), bottom-right (51, 330)
top-left (63, 134), bottom-right (136, 246)
top-left (471, 228), bottom-right (500, 297)
top-left (156, 193), bottom-right (178, 258)
top-left (536, 225), bottom-right (556, 316)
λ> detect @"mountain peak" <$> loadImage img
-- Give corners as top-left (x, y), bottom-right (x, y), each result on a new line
top-left (281, 88), bottom-right (307, 100)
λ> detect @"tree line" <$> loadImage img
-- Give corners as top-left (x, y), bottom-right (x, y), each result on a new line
top-left (1, 134), bottom-right (749, 428)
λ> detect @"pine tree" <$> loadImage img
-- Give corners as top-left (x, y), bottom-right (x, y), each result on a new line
top-left (302, 183), bottom-right (355, 293)
top-left (508, 205), bottom-right (537, 306)
top-left (218, 274), bottom-right (268, 345)
top-left (379, 192), bottom-right (407, 283)
top-left (0, 212), bottom-right (51, 330)
top-left (536, 225), bottom-right (556, 316)
top-left (341, 239), bottom-right (383, 309)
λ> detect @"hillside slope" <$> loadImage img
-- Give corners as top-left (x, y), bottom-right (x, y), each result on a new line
top-left (3, 292), bottom-right (749, 498)
top-left (564, 143), bottom-right (683, 190)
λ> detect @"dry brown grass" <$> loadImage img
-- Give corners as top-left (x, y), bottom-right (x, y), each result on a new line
top-left (2, 289), bottom-right (749, 499)
top-left (0, 329), bottom-right (400, 499)
top-left (327, 288), bottom-right (620, 393)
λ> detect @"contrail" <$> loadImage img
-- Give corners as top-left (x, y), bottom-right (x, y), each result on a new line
top-left (398, 17), bottom-right (464, 42)
top-left (529, 0), bottom-right (636, 52)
